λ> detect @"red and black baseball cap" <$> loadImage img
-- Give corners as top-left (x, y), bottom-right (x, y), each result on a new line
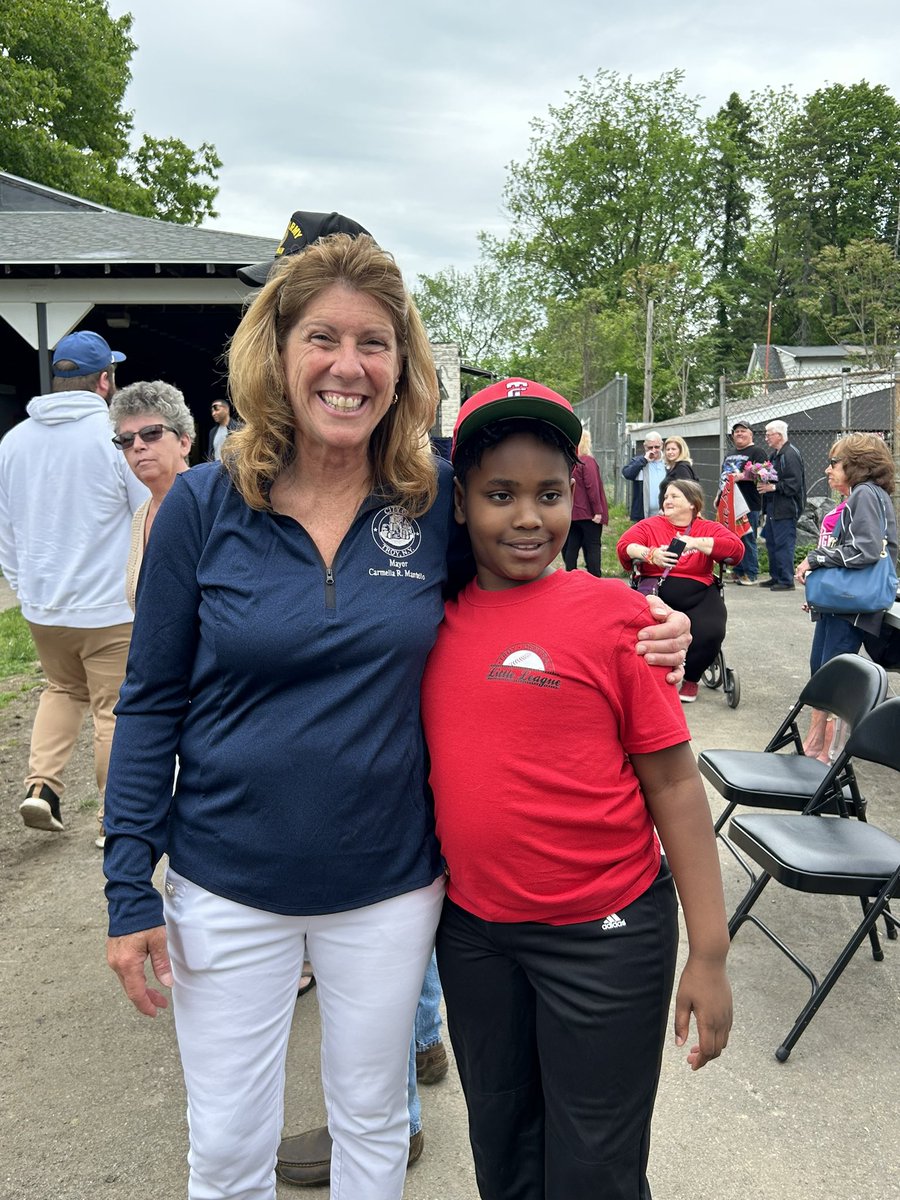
top-left (451, 378), bottom-right (582, 463)
top-left (237, 210), bottom-right (372, 286)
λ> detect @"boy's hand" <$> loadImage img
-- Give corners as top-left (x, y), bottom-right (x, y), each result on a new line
top-left (636, 597), bottom-right (691, 684)
top-left (674, 954), bottom-right (733, 1070)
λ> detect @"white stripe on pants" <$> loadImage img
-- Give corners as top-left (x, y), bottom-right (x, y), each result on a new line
top-left (163, 869), bottom-right (445, 1200)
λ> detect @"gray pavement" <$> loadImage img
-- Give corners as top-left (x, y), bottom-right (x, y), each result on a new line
top-left (2, 581), bottom-right (899, 1199)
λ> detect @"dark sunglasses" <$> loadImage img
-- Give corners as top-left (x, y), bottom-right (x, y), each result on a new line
top-left (826, 457), bottom-right (843, 468)
top-left (112, 424), bottom-right (178, 450)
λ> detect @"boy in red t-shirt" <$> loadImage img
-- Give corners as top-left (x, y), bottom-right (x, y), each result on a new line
top-left (421, 379), bottom-right (732, 1200)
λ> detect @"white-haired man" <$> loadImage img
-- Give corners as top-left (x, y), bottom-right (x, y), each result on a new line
top-left (759, 420), bottom-right (806, 590)
top-left (622, 431), bottom-right (666, 520)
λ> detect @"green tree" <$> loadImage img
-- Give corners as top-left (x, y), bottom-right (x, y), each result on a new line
top-left (0, 0), bottom-right (220, 223)
top-left (412, 256), bottom-right (537, 376)
top-left (800, 238), bottom-right (900, 367)
top-left (501, 69), bottom-right (709, 300)
top-left (764, 82), bottom-right (900, 340)
top-left (705, 93), bottom-right (765, 378)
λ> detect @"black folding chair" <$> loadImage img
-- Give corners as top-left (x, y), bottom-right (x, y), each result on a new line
top-left (727, 696), bottom-right (900, 1061)
top-left (698, 655), bottom-right (888, 878)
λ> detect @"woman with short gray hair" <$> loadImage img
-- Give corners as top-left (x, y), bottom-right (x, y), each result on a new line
top-left (109, 380), bottom-right (195, 611)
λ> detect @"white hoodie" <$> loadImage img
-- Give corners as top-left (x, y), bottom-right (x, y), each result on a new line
top-left (0, 390), bottom-right (150, 627)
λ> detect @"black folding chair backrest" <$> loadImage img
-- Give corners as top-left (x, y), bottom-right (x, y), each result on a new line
top-left (795, 654), bottom-right (888, 731)
top-left (806, 695), bottom-right (900, 812)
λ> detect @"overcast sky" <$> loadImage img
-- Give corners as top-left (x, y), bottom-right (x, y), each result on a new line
top-left (110, 0), bottom-right (898, 283)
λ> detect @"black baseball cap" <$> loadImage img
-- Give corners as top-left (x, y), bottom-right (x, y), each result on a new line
top-left (238, 210), bottom-right (372, 286)
top-left (730, 420), bottom-right (753, 434)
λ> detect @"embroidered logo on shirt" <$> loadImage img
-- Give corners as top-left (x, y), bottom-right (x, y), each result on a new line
top-left (486, 643), bottom-right (561, 690)
top-left (601, 912), bottom-right (626, 931)
top-left (368, 506), bottom-right (426, 580)
top-left (371, 506), bottom-right (421, 559)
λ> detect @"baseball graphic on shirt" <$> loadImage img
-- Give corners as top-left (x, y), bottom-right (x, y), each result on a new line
top-left (503, 649), bottom-right (545, 670)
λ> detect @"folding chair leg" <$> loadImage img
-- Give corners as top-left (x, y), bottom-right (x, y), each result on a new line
top-left (728, 871), bottom-right (772, 939)
top-left (860, 897), bottom-right (885, 962)
top-left (775, 877), bottom-right (897, 1062)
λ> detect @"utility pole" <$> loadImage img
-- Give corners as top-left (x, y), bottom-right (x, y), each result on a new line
top-left (642, 298), bottom-right (654, 422)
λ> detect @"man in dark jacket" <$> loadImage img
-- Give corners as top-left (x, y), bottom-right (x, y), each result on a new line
top-left (207, 399), bottom-right (241, 461)
top-left (621, 431), bottom-right (665, 521)
top-left (759, 420), bottom-right (806, 590)
top-left (721, 421), bottom-right (767, 585)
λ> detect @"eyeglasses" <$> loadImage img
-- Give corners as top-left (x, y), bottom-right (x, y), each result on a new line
top-left (112, 424), bottom-right (178, 450)
top-left (826, 457), bottom-right (843, 468)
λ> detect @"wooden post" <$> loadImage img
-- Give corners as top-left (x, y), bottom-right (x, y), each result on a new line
top-left (642, 298), bottom-right (654, 422)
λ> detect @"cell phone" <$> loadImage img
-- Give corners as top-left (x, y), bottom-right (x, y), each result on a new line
top-left (666, 537), bottom-right (687, 559)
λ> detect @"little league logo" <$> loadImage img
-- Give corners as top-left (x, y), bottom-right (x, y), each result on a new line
top-left (371, 506), bottom-right (422, 560)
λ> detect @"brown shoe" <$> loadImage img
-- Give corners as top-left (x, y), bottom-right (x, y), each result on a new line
top-left (415, 1040), bottom-right (448, 1084)
top-left (276, 1125), bottom-right (424, 1187)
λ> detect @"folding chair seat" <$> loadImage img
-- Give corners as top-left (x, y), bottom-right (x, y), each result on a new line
top-left (727, 696), bottom-right (900, 1061)
top-left (698, 655), bottom-right (888, 854)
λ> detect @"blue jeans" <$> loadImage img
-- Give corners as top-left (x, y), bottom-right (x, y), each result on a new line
top-left (762, 516), bottom-right (797, 585)
top-left (407, 952), bottom-right (443, 1134)
top-left (734, 512), bottom-right (759, 581)
top-left (810, 614), bottom-right (865, 675)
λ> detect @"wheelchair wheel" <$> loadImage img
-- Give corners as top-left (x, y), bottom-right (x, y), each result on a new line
top-left (702, 654), bottom-right (724, 690)
top-left (724, 667), bottom-right (741, 708)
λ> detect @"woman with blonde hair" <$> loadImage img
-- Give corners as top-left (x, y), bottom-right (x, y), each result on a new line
top-left (103, 232), bottom-right (451, 1200)
top-left (562, 428), bottom-right (609, 576)
top-left (659, 435), bottom-right (698, 509)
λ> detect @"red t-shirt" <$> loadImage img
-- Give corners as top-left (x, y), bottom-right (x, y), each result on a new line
top-left (420, 571), bottom-right (689, 924)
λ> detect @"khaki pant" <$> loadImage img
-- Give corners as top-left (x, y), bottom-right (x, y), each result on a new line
top-left (25, 622), bottom-right (132, 830)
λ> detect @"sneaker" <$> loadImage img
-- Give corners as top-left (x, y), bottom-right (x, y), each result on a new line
top-left (758, 578), bottom-right (776, 588)
top-left (94, 834), bottom-right (106, 850)
top-left (679, 681), bottom-right (699, 703)
top-left (733, 576), bottom-right (757, 586)
top-left (770, 583), bottom-right (796, 591)
top-left (415, 1040), bottom-right (449, 1084)
top-left (19, 783), bottom-right (63, 832)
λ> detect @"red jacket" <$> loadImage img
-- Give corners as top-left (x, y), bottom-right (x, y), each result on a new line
top-left (571, 454), bottom-right (609, 523)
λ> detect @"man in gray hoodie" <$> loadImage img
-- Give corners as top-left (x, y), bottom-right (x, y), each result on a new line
top-left (0, 331), bottom-right (148, 845)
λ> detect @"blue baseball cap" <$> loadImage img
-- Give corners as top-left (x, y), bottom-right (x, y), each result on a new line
top-left (52, 331), bottom-right (125, 378)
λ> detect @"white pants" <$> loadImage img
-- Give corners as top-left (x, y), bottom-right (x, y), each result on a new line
top-left (163, 869), bottom-right (445, 1200)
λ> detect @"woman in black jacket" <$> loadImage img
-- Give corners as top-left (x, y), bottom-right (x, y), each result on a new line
top-left (658, 436), bottom-right (698, 509)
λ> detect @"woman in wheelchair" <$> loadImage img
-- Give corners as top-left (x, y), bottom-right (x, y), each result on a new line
top-left (618, 480), bottom-right (744, 702)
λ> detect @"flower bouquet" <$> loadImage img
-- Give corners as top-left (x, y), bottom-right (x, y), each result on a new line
top-left (743, 460), bottom-right (778, 484)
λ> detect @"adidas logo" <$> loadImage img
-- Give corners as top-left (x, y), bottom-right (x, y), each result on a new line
top-left (601, 912), bottom-right (626, 931)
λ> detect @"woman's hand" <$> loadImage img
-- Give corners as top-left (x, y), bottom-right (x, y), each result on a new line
top-left (637, 597), bottom-right (691, 684)
top-left (795, 556), bottom-right (812, 583)
top-left (645, 545), bottom-right (680, 570)
top-left (107, 926), bottom-right (173, 1018)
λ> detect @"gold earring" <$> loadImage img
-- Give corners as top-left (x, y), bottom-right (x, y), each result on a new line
top-left (392, 391), bottom-right (399, 405)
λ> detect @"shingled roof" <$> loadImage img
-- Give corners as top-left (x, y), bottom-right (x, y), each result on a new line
top-left (0, 210), bottom-right (278, 269)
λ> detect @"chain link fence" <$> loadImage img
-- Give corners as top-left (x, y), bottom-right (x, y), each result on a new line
top-left (721, 366), bottom-right (895, 503)
top-left (585, 357), bottom-right (900, 534)
top-left (572, 373), bottom-right (628, 506)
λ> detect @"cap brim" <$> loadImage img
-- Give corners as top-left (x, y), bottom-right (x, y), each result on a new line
top-left (111, 351), bottom-right (126, 364)
top-left (453, 396), bottom-right (582, 461)
top-left (237, 260), bottom-right (273, 287)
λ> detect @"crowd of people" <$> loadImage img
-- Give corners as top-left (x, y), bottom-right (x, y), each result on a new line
top-left (1, 210), bottom-right (897, 1200)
